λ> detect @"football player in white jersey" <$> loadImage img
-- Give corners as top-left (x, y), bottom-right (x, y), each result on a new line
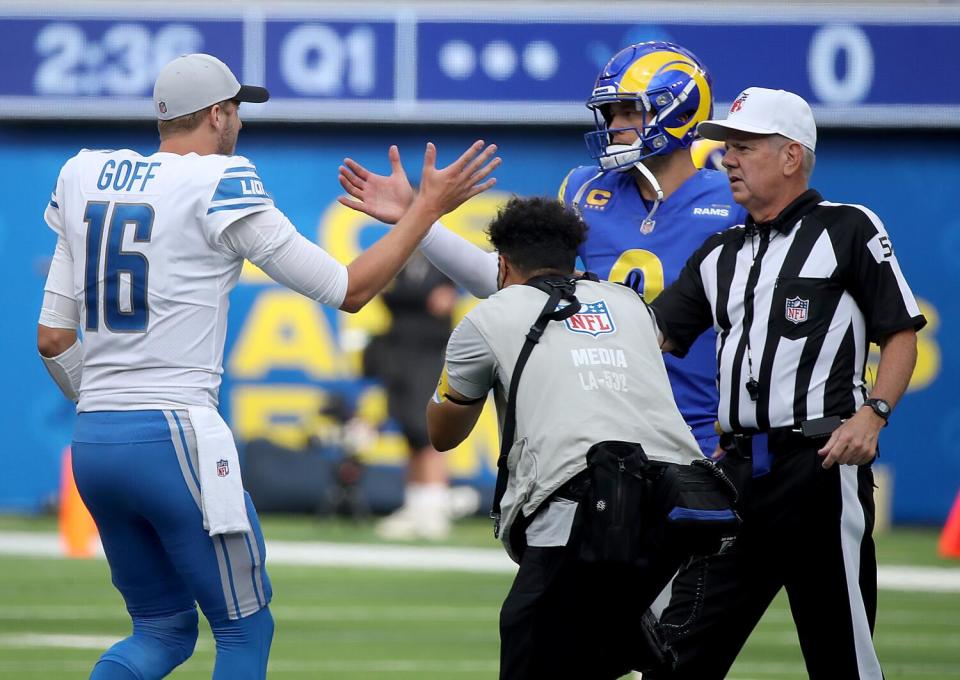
top-left (36, 54), bottom-right (499, 680)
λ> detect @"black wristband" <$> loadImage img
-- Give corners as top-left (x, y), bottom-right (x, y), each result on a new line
top-left (445, 393), bottom-right (485, 406)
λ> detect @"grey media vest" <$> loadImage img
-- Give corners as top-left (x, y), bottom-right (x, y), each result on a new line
top-left (459, 280), bottom-right (701, 558)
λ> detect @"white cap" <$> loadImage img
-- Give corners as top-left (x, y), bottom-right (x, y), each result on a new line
top-left (697, 87), bottom-right (816, 152)
top-left (153, 54), bottom-right (269, 121)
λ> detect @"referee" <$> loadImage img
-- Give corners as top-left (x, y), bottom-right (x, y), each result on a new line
top-left (647, 88), bottom-right (926, 680)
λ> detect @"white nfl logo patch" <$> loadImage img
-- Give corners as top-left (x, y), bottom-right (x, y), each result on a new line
top-left (785, 296), bottom-right (809, 324)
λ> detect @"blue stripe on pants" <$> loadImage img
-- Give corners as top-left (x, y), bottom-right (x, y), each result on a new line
top-left (72, 410), bottom-right (272, 624)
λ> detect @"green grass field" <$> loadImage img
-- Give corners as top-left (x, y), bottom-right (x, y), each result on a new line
top-left (0, 517), bottom-right (957, 679)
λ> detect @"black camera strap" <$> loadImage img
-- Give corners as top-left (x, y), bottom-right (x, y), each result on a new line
top-left (490, 272), bottom-right (597, 538)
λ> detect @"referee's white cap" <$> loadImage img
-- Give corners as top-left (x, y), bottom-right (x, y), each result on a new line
top-left (697, 87), bottom-right (816, 152)
top-left (153, 53), bottom-right (269, 121)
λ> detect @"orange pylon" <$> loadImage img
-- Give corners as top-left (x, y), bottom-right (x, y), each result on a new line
top-left (938, 490), bottom-right (960, 559)
top-left (58, 447), bottom-right (99, 558)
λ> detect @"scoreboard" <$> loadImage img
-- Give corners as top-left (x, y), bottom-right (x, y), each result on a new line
top-left (0, 3), bottom-right (958, 125)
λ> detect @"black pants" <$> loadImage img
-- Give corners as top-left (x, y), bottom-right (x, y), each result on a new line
top-left (364, 339), bottom-right (445, 450)
top-left (500, 545), bottom-right (680, 680)
top-left (650, 434), bottom-right (882, 680)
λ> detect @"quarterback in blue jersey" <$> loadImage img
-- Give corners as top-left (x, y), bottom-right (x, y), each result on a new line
top-left (339, 42), bottom-right (746, 455)
top-left (559, 42), bottom-right (747, 453)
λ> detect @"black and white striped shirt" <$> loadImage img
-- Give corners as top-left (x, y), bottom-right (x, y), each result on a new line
top-left (652, 189), bottom-right (926, 434)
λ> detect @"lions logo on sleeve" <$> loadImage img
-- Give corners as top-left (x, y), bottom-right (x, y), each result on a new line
top-left (207, 161), bottom-right (272, 214)
top-left (202, 156), bottom-right (276, 246)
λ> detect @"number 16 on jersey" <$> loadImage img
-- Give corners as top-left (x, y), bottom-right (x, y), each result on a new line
top-left (83, 201), bottom-right (155, 332)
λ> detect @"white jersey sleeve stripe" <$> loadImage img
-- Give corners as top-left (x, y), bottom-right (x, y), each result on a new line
top-left (207, 201), bottom-right (274, 215)
top-left (220, 172), bottom-right (261, 180)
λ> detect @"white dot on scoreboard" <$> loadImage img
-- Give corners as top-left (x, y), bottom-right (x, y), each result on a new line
top-left (481, 41), bottom-right (517, 81)
top-left (523, 41), bottom-right (558, 80)
top-left (439, 40), bottom-right (476, 80)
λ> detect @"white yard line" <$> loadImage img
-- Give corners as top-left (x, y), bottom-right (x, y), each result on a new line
top-left (0, 532), bottom-right (69, 558)
top-left (267, 540), bottom-right (514, 573)
top-left (0, 657), bottom-right (498, 674)
top-left (0, 633), bottom-right (122, 650)
top-left (0, 632), bottom-right (213, 651)
top-left (726, 661), bottom-right (960, 678)
top-left (877, 565), bottom-right (960, 593)
top-left (0, 603), bottom-right (500, 622)
top-left (1, 531), bottom-right (959, 592)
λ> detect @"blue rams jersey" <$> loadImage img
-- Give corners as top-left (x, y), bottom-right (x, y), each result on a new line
top-left (559, 166), bottom-right (748, 450)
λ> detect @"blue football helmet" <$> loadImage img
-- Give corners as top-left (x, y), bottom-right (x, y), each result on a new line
top-left (584, 41), bottom-right (714, 172)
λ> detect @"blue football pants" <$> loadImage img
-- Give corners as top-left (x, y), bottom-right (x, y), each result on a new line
top-left (72, 410), bottom-right (273, 679)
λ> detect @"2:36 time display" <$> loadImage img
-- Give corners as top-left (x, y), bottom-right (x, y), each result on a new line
top-left (34, 21), bottom-right (205, 96)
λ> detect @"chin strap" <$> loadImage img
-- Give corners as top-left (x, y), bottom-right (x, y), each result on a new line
top-left (600, 140), bottom-right (644, 171)
top-left (570, 169), bottom-right (604, 218)
top-left (591, 145), bottom-right (665, 233)
top-left (630, 160), bottom-right (664, 233)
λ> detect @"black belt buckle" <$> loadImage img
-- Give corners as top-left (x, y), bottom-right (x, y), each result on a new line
top-left (800, 416), bottom-right (842, 439)
top-left (721, 432), bottom-right (752, 458)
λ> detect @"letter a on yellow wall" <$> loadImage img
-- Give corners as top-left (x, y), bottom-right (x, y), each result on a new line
top-left (229, 290), bottom-right (342, 380)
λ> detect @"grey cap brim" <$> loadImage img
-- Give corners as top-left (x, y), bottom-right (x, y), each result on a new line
top-left (697, 120), bottom-right (779, 141)
top-left (236, 84), bottom-right (270, 103)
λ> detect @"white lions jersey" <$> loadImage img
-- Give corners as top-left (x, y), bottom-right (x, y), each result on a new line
top-left (45, 149), bottom-right (288, 412)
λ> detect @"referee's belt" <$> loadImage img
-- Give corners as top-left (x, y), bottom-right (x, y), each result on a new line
top-left (724, 415), bottom-right (846, 442)
top-left (720, 415), bottom-right (847, 477)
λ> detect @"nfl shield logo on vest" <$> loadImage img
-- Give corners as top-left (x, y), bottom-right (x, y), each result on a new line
top-left (565, 300), bottom-right (616, 337)
top-left (216, 459), bottom-right (230, 477)
top-left (785, 296), bottom-right (809, 324)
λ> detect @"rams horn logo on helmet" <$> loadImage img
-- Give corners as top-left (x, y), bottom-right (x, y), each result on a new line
top-left (583, 41), bottom-right (714, 172)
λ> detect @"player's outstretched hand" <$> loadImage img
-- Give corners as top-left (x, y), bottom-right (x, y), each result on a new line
top-left (415, 140), bottom-right (500, 219)
top-left (338, 146), bottom-right (414, 225)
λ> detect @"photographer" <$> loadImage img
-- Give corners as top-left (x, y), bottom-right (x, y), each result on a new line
top-left (425, 197), bottom-right (733, 679)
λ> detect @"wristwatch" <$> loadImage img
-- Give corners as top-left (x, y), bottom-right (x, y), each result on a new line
top-left (863, 398), bottom-right (892, 422)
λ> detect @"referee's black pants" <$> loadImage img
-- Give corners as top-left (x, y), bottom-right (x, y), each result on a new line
top-left (500, 545), bottom-right (681, 680)
top-left (651, 434), bottom-right (883, 680)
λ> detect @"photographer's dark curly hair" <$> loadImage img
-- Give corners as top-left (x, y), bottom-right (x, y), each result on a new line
top-left (486, 197), bottom-right (587, 274)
